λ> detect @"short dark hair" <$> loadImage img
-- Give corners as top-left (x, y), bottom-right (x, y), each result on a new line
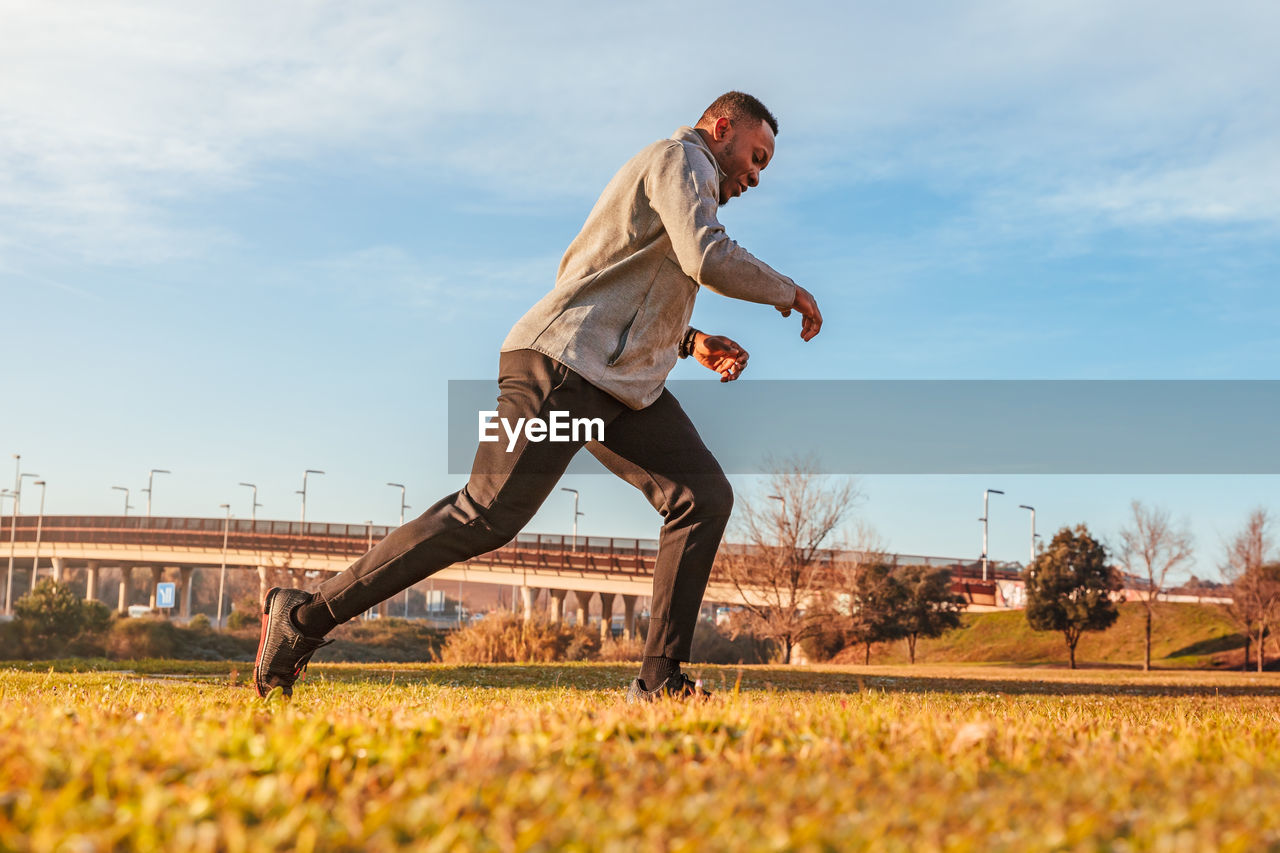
top-left (698, 91), bottom-right (779, 136)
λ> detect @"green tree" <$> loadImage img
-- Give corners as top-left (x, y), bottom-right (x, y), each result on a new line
top-left (845, 560), bottom-right (907, 665)
top-left (1025, 524), bottom-right (1122, 669)
top-left (14, 579), bottom-right (91, 656)
top-left (892, 565), bottom-right (964, 664)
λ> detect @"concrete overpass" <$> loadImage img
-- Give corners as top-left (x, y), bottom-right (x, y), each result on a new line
top-left (2, 515), bottom-right (1023, 633)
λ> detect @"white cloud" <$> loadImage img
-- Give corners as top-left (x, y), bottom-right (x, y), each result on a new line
top-left (283, 244), bottom-right (558, 317)
top-left (1, 0), bottom-right (1278, 266)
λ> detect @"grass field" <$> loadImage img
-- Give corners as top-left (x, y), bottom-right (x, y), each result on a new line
top-left (4, 662), bottom-right (1280, 851)
top-left (852, 601), bottom-right (1245, 668)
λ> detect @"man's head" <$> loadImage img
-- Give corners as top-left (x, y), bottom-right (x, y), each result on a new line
top-left (695, 91), bottom-right (779, 205)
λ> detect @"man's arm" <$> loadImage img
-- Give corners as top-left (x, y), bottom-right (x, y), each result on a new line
top-left (646, 142), bottom-right (797, 308)
top-left (690, 331), bottom-right (749, 382)
top-left (775, 285), bottom-right (823, 341)
top-left (647, 143), bottom-right (822, 340)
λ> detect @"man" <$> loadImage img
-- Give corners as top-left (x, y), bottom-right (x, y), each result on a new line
top-left (254, 91), bottom-right (822, 701)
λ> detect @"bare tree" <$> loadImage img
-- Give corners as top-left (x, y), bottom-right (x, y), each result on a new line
top-left (1222, 508), bottom-right (1279, 671)
top-left (1117, 500), bottom-right (1195, 671)
top-left (716, 461), bottom-right (859, 664)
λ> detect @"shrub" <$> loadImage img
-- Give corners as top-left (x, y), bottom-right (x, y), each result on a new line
top-left (799, 618), bottom-right (849, 663)
top-left (11, 580), bottom-right (113, 658)
top-left (324, 618), bottom-right (447, 663)
top-left (690, 619), bottom-right (776, 665)
top-left (187, 613), bottom-right (212, 631)
top-left (64, 631), bottom-right (108, 658)
top-left (0, 621), bottom-right (25, 659)
top-left (435, 615), bottom-right (774, 666)
top-left (107, 619), bottom-right (180, 659)
top-left (440, 613), bottom-right (600, 663)
top-left (15, 580), bottom-right (86, 640)
top-left (81, 601), bottom-right (113, 635)
top-left (226, 609), bottom-right (257, 631)
top-left (596, 637), bottom-right (645, 662)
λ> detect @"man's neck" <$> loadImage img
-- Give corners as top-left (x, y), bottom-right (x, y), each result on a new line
top-left (692, 126), bottom-right (725, 174)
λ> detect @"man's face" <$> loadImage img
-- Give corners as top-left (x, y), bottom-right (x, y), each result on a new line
top-left (712, 117), bottom-right (776, 205)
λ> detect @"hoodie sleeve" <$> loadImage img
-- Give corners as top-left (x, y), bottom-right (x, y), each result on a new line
top-left (645, 141), bottom-right (798, 308)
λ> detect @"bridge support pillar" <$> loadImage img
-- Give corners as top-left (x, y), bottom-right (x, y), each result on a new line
top-left (117, 567), bottom-right (134, 614)
top-left (51, 557), bottom-right (66, 585)
top-left (256, 567), bottom-right (269, 610)
top-left (85, 561), bottom-right (99, 603)
top-left (598, 593), bottom-right (615, 641)
top-left (573, 590), bottom-right (591, 627)
top-left (548, 589), bottom-right (567, 624)
top-left (179, 567), bottom-right (194, 618)
top-left (520, 586), bottom-right (537, 622)
top-left (148, 566), bottom-right (164, 611)
top-left (622, 594), bottom-right (637, 641)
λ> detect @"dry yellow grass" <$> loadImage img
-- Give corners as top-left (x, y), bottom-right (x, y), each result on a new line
top-left (2, 663), bottom-right (1279, 851)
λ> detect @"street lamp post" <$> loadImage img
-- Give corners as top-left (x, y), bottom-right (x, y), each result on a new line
top-left (387, 483), bottom-right (410, 617)
top-left (8, 471), bottom-right (39, 613)
top-left (387, 483), bottom-right (409, 526)
top-left (560, 488), bottom-right (583, 551)
top-left (239, 482), bottom-right (261, 522)
top-left (30, 481), bottom-right (46, 593)
top-left (768, 494), bottom-right (794, 542)
top-left (298, 469), bottom-right (324, 524)
top-left (6, 453), bottom-right (21, 617)
top-left (18, 472), bottom-right (39, 506)
top-left (1018, 505), bottom-right (1037, 570)
top-left (1, 487), bottom-right (15, 617)
top-left (364, 520), bottom-right (375, 620)
top-left (216, 504), bottom-right (231, 629)
top-left (979, 488), bottom-right (1004, 582)
top-left (111, 486), bottom-right (132, 515)
top-left (143, 469), bottom-right (170, 517)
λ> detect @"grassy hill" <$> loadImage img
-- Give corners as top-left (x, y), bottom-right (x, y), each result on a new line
top-left (834, 601), bottom-right (1249, 669)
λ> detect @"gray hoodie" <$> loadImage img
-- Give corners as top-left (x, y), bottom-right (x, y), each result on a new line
top-left (501, 126), bottom-right (798, 409)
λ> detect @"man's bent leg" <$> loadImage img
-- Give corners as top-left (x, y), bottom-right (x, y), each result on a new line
top-left (586, 390), bottom-right (733, 662)
top-left (314, 351), bottom-right (624, 623)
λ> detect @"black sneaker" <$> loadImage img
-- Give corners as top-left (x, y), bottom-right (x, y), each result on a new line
top-left (625, 672), bottom-right (711, 703)
top-left (253, 587), bottom-right (333, 698)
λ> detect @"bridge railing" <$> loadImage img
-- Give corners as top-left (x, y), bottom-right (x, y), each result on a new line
top-left (0, 516), bottom-right (1021, 581)
top-left (0, 516), bottom-right (666, 574)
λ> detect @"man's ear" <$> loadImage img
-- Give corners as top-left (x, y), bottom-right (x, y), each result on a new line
top-left (713, 116), bottom-right (732, 141)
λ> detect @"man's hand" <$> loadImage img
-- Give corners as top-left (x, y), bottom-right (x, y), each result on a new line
top-left (775, 285), bottom-right (823, 341)
top-left (692, 333), bottom-right (749, 382)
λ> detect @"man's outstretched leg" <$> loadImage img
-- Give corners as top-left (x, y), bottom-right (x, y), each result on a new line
top-left (584, 389), bottom-right (734, 701)
top-left (253, 350), bottom-right (624, 696)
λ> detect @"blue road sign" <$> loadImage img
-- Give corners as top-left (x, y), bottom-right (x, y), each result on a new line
top-left (156, 582), bottom-right (176, 610)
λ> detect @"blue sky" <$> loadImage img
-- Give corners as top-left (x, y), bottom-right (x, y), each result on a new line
top-left (3, 1), bottom-right (1278, 579)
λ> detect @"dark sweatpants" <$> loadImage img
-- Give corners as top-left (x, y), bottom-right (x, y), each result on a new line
top-left (314, 349), bottom-right (733, 661)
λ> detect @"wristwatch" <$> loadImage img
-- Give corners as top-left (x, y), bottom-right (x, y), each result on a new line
top-left (677, 327), bottom-right (700, 359)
